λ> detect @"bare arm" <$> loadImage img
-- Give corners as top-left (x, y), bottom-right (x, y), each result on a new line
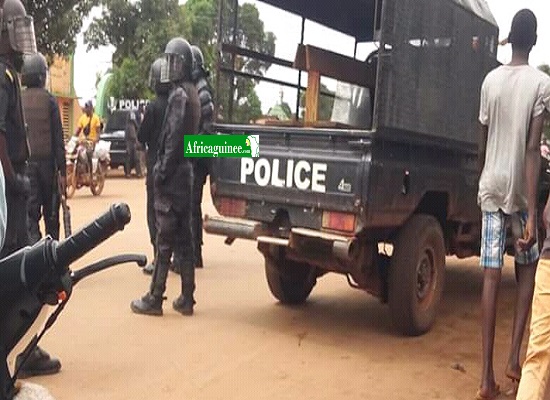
top-left (518, 113), bottom-right (544, 250)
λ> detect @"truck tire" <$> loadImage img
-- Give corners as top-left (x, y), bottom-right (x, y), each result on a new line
top-left (389, 214), bottom-right (445, 336)
top-left (264, 255), bottom-right (316, 305)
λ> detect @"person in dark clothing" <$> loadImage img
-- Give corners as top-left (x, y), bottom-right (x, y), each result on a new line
top-left (21, 52), bottom-right (66, 244)
top-left (138, 57), bottom-right (170, 275)
top-left (189, 45), bottom-right (214, 269)
top-left (0, 0), bottom-right (61, 381)
top-left (131, 37), bottom-right (201, 316)
top-left (124, 110), bottom-right (142, 178)
top-left (171, 45), bottom-right (214, 272)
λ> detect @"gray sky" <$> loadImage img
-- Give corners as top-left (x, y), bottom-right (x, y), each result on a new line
top-left (73, 1), bottom-right (550, 112)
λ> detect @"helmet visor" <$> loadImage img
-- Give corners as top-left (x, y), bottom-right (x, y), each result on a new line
top-left (159, 53), bottom-right (183, 83)
top-left (9, 16), bottom-right (37, 54)
top-left (149, 58), bottom-right (165, 90)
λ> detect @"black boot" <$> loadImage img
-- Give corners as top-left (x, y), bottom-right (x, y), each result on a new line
top-left (172, 295), bottom-right (195, 316)
top-left (15, 346), bottom-right (61, 378)
top-left (174, 264), bottom-right (196, 315)
top-left (130, 293), bottom-right (164, 316)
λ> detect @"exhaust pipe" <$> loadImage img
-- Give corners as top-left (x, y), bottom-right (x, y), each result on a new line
top-left (203, 215), bottom-right (262, 241)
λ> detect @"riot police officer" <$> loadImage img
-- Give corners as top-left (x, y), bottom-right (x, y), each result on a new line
top-left (138, 58), bottom-right (170, 275)
top-left (131, 37), bottom-right (200, 316)
top-left (0, 0), bottom-right (61, 380)
top-left (171, 45), bottom-right (213, 272)
top-left (21, 52), bottom-right (66, 244)
top-left (190, 45), bottom-right (214, 269)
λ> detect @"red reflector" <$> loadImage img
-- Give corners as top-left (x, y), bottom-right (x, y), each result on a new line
top-left (322, 211), bottom-right (356, 233)
top-left (217, 197), bottom-right (246, 218)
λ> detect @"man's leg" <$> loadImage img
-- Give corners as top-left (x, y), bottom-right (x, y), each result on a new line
top-left (124, 144), bottom-right (132, 177)
top-left (13, 165), bottom-right (61, 377)
top-left (134, 146), bottom-right (143, 178)
top-left (41, 166), bottom-right (60, 241)
top-left (479, 211), bottom-right (505, 397)
top-left (506, 262), bottom-right (537, 382)
top-left (507, 211), bottom-right (539, 387)
top-left (481, 268), bottom-right (502, 395)
top-left (131, 198), bottom-right (176, 315)
top-left (26, 162), bottom-right (43, 245)
top-left (173, 167), bottom-right (196, 315)
top-left (193, 163), bottom-right (206, 269)
top-left (516, 258), bottom-right (550, 400)
top-left (143, 178), bottom-right (156, 275)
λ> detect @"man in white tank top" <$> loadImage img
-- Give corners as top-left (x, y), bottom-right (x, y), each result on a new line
top-left (477, 9), bottom-right (550, 400)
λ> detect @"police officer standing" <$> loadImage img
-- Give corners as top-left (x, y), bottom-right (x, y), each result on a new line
top-left (190, 45), bottom-right (214, 269)
top-left (138, 58), bottom-right (170, 275)
top-left (131, 37), bottom-right (200, 316)
top-left (21, 52), bottom-right (66, 244)
top-left (0, 0), bottom-right (61, 378)
top-left (171, 45), bottom-right (213, 272)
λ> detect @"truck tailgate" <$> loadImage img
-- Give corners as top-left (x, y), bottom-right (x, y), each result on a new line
top-left (211, 125), bottom-right (370, 227)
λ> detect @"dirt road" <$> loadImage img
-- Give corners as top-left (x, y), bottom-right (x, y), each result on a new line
top-left (19, 171), bottom-right (547, 400)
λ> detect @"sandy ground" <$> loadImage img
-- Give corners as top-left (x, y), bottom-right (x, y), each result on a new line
top-left (12, 169), bottom-right (549, 400)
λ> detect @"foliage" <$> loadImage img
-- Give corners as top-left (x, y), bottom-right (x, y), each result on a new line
top-left (24, 0), bottom-right (97, 60)
top-left (539, 64), bottom-right (550, 77)
top-left (85, 0), bottom-right (276, 123)
top-left (108, 58), bottom-right (152, 100)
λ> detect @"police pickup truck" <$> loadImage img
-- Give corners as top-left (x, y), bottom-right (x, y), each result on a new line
top-left (204, 0), bottom-right (523, 335)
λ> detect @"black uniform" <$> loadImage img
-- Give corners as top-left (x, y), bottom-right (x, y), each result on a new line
top-left (172, 74), bottom-right (213, 270)
top-left (0, 59), bottom-right (30, 258)
top-left (137, 94), bottom-right (168, 251)
top-left (151, 82), bottom-right (200, 302)
top-left (124, 115), bottom-right (142, 177)
top-left (191, 74), bottom-right (214, 267)
top-left (22, 87), bottom-right (66, 244)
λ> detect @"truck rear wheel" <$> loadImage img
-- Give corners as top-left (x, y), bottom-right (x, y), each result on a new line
top-left (389, 215), bottom-right (445, 336)
top-left (264, 255), bottom-right (316, 305)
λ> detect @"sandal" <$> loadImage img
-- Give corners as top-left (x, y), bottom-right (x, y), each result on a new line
top-left (504, 370), bottom-right (521, 396)
top-left (475, 384), bottom-right (501, 400)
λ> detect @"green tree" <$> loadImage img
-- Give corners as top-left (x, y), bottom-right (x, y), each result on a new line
top-left (108, 58), bottom-right (151, 99)
top-left (174, 0), bottom-right (276, 122)
top-left (85, 0), bottom-right (181, 99)
top-left (539, 64), bottom-right (550, 76)
top-left (85, 0), bottom-right (275, 123)
top-left (24, 0), bottom-right (97, 60)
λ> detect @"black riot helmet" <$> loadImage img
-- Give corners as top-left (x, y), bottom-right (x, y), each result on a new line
top-left (191, 45), bottom-right (209, 82)
top-left (21, 52), bottom-right (47, 88)
top-left (148, 57), bottom-right (171, 95)
top-left (160, 37), bottom-right (194, 84)
top-left (0, 0), bottom-right (37, 56)
top-left (191, 45), bottom-right (204, 70)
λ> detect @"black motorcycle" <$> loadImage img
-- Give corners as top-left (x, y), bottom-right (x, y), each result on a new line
top-left (0, 203), bottom-right (146, 400)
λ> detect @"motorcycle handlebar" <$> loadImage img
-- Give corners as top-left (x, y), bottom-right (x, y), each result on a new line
top-left (54, 203), bottom-right (131, 271)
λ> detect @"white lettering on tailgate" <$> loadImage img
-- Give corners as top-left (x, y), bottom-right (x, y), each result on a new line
top-left (240, 158), bottom-right (327, 193)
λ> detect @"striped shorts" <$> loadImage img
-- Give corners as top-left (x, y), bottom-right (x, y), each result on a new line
top-left (480, 210), bottom-right (539, 268)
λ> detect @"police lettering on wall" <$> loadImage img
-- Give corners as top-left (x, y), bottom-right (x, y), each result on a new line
top-left (241, 158), bottom-right (327, 193)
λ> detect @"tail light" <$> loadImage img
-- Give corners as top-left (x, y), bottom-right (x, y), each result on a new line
top-left (217, 197), bottom-right (246, 218)
top-left (322, 211), bottom-right (356, 233)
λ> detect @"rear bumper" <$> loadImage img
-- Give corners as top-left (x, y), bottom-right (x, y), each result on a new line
top-left (203, 214), bottom-right (354, 261)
